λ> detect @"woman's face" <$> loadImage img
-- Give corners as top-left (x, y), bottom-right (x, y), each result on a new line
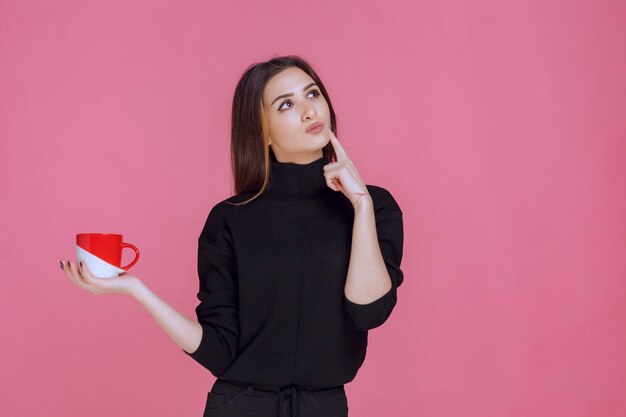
top-left (262, 67), bottom-right (331, 164)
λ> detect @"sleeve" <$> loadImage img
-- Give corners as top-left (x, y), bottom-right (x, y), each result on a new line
top-left (343, 186), bottom-right (405, 332)
top-left (182, 202), bottom-right (240, 376)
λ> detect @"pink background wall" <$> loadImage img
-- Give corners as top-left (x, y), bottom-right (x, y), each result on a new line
top-left (2, 0), bottom-right (625, 416)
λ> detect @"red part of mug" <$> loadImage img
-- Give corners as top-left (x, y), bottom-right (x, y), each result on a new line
top-left (76, 233), bottom-right (140, 271)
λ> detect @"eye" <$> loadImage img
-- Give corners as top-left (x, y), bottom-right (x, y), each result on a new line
top-left (278, 89), bottom-right (321, 111)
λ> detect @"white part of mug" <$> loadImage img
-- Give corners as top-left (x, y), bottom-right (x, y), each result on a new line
top-left (75, 245), bottom-right (126, 278)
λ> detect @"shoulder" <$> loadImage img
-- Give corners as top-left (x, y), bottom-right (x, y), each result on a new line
top-left (199, 193), bottom-right (248, 237)
top-left (365, 184), bottom-right (403, 216)
top-left (202, 191), bottom-right (257, 224)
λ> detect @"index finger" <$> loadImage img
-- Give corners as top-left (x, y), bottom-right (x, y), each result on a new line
top-left (328, 129), bottom-right (349, 162)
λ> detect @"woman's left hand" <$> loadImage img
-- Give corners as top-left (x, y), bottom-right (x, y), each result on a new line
top-left (323, 129), bottom-right (370, 207)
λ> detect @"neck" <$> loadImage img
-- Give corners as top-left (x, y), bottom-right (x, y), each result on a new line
top-left (266, 149), bottom-right (330, 199)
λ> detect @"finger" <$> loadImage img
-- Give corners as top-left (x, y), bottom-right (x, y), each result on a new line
top-left (323, 165), bottom-right (343, 191)
top-left (78, 261), bottom-right (110, 289)
top-left (65, 261), bottom-right (100, 292)
top-left (325, 175), bottom-right (339, 192)
top-left (322, 160), bottom-right (341, 171)
top-left (63, 260), bottom-right (83, 286)
top-left (75, 261), bottom-right (103, 293)
top-left (78, 261), bottom-right (95, 282)
top-left (328, 129), bottom-right (349, 162)
top-left (333, 178), bottom-right (347, 194)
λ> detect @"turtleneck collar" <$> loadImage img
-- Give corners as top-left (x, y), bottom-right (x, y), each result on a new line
top-left (266, 149), bottom-right (330, 199)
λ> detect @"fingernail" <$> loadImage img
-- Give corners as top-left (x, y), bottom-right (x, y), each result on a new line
top-left (79, 262), bottom-right (83, 268)
top-left (60, 261), bottom-right (64, 270)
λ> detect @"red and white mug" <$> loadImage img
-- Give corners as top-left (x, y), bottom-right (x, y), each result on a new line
top-left (75, 233), bottom-right (140, 278)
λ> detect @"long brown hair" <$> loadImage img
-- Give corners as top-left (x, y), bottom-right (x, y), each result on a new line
top-left (226, 55), bottom-right (338, 207)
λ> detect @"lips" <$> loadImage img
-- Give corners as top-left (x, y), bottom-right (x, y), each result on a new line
top-left (306, 122), bottom-right (324, 133)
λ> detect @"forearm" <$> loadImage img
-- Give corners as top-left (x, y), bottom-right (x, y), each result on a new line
top-left (344, 196), bottom-right (393, 304)
top-left (132, 281), bottom-right (202, 354)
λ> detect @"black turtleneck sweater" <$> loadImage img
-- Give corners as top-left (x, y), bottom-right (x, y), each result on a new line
top-left (183, 151), bottom-right (404, 389)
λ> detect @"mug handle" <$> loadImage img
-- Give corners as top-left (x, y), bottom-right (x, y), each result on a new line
top-left (120, 242), bottom-right (140, 271)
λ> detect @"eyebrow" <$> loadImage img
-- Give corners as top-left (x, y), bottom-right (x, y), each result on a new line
top-left (271, 82), bottom-right (318, 107)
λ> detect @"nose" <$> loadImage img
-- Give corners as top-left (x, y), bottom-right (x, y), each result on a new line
top-left (301, 102), bottom-right (317, 119)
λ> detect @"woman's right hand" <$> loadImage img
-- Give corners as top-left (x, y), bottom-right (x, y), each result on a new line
top-left (60, 260), bottom-right (141, 297)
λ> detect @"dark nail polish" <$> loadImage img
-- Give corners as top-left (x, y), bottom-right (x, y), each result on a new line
top-left (60, 262), bottom-right (64, 270)
top-left (79, 262), bottom-right (82, 268)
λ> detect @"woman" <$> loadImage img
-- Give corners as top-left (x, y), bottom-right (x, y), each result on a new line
top-left (60, 55), bottom-right (404, 417)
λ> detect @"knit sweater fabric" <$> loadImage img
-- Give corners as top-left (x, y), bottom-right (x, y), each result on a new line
top-left (183, 151), bottom-right (404, 389)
